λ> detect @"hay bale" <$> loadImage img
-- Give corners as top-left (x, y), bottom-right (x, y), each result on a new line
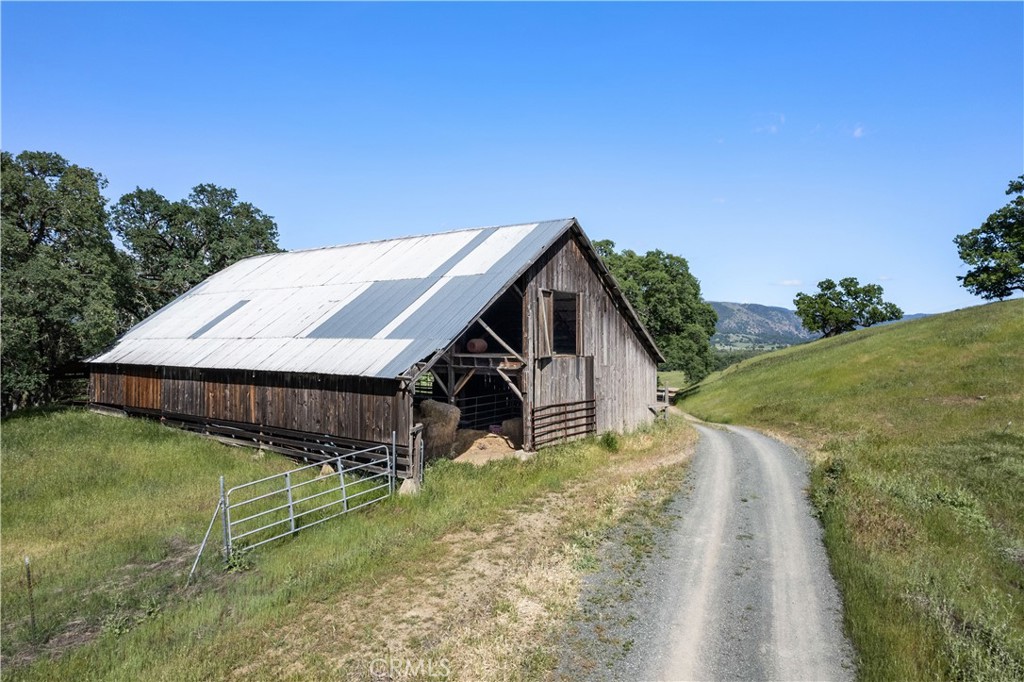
top-left (421, 399), bottom-right (459, 422)
top-left (501, 417), bottom-right (524, 450)
top-left (420, 399), bottom-right (461, 461)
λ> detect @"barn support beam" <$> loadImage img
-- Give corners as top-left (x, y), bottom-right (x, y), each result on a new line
top-left (405, 342), bottom-right (457, 386)
top-left (474, 317), bottom-right (525, 365)
top-left (429, 369), bottom-right (450, 396)
top-left (447, 353), bottom-right (455, 405)
top-left (495, 367), bottom-right (524, 403)
top-left (522, 283), bottom-right (535, 451)
top-left (451, 368), bottom-right (476, 398)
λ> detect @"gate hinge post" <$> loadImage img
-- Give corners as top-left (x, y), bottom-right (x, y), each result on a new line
top-left (220, 475), bottom-right (232, 562)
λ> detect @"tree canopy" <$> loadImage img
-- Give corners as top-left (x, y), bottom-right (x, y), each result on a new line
top-left (595, 240), bottom-right (717, 383)
top-left (111, 184), bottom-right (280, 315)
top-left (1, 150), bottom-right (280, 412)
top-left (793, 277), bottom-right (903, 338)
top-left (954, 175), bottom-right (1024, 300)
top-left (1, 151), bottom-right (137, 410)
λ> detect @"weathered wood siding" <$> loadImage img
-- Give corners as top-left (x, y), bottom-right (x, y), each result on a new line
top-left (533, 356), bottom-right (594, 405)
top-left (89, 226), bottom-right (657, 461)
top-left (90, 365), bottom-right (411, 449)
top-left (522, 231), bottom-right (657, 445)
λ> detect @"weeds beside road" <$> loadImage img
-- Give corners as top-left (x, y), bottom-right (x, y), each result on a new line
top-left (680, 300), bottom-right (1024, 681)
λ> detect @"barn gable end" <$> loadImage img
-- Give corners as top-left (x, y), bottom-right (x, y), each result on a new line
top-left (524, 227), bottom-right (660, 442)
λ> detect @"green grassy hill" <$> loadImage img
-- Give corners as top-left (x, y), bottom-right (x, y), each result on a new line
top-left (679, 299), bottom-right (1024, 680)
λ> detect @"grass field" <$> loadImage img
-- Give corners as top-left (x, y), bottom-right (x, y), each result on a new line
top-left (0, 410), bottom-right (299, 668)
top-left (1, 406), bottom-right (694, 680)
top-left (656, 370), bottom-right (689, 389)
top-left (679, 299), bottom-right (1024, 680)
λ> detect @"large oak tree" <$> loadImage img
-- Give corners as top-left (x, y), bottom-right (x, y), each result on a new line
top-left (954, 175), bottom-right (1024, 300)
top-left (595, 240), bottom-right (717, 383)
top-left (1, 151), bottom-right (137, 410)
top-left (794, 277), bottom-right (902, 338)
top-left (110, 184), bottom-right (280, 315)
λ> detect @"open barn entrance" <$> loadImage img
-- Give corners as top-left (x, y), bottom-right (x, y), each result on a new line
top-left (452, 373), bottom-right (522, 430)
top-left (411, 287), bottom-right (526, 451)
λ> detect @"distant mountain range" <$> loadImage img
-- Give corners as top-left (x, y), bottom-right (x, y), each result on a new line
top-left (708, 302), bottom-right (927, 350)
top-left (708, 302), bottom-right (818, 349)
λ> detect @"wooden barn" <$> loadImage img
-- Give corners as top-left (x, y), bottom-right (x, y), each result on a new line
top-left (88, 218), bottom-right (663, 479)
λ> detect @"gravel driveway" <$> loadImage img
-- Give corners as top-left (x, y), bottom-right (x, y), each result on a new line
top-left (561, 422), bottom-right (856, 681)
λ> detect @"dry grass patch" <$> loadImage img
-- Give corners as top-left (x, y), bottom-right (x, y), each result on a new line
top-left (228, 423), bottom-right (696, 681)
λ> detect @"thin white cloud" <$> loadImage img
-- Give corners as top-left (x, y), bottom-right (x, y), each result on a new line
top-left (852, 123), bottom-right (866, 138)
top-left (878, 275), bottom-right (892, 281)
top-left (778, 279), bottom-right (802, 287)
top-left (754, 112), bottom-right (786, 134)
top-left (712, 197), bottom-right (726, 204)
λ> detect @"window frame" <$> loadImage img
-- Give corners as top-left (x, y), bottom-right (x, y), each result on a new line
top-left (538, 289), bottom-right (581, 357)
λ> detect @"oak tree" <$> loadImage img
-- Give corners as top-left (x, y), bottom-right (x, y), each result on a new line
top-left (954, 175), bottom-right (1024, 300)
top-left (1, 151), bottom-right (137, 410)
top-left (596, 240), bottom-right (717, 382)
top-left (793, 277), bottom-right (902, 338)
top-left (110, 184), bottom-right (280, 314)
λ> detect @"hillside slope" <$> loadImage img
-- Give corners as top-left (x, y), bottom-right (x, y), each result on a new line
top-left (709, 301), bottom-right (819, 348)
top-left (709, 301), bottom-right (928, 350)
top-left (680, 300), bottom-right (1024, 680)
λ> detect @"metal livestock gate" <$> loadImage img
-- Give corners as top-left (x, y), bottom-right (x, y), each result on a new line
top-left (188, 439), bottom-right (396, 583)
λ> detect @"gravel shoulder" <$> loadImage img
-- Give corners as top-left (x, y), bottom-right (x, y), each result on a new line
top-left (561, 422), bottom-right (856, 681)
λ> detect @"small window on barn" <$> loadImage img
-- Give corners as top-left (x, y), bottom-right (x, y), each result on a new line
top-left (553, 292), bottom-right (579, 354)
top-left (539, 290), bottom-right (580, 356)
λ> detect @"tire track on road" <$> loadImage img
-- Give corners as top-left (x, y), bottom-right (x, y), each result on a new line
top-left (563, 422), bottom-right (856, 681)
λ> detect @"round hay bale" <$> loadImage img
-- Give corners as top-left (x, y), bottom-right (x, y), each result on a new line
top-left (420, 399), bottom-right (461, 461)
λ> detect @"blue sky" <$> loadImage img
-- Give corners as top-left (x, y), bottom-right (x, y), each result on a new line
top-left (3, 2), bottom-right (1021, 314)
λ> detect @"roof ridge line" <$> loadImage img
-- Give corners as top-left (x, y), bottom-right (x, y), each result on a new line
top-left (279, 218), bottom-right (575, 256)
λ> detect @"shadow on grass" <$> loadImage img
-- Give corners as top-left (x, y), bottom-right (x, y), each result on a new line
top-left (0, 404), bottom-right (79, 424)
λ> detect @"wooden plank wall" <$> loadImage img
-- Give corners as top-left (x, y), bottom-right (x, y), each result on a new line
top-left (90, 370), bottom-right (125, 406)
top-left (523, 231), bottom-right (658, 444)
top-left (533, 356), bottom-right (594, 405)
top-left (124, 366), bottom-right (161, 410)
top-left (91, 365), bottom-right (411, 451)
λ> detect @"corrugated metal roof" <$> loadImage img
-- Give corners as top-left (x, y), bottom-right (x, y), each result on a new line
top-left (91, 220), bottom-right (569, 377)
top-left (90, 218), bottom-right (664, 377)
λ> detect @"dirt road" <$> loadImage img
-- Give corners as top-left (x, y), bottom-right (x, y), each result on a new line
top-left (563, 423), bottom-right (856, 680)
